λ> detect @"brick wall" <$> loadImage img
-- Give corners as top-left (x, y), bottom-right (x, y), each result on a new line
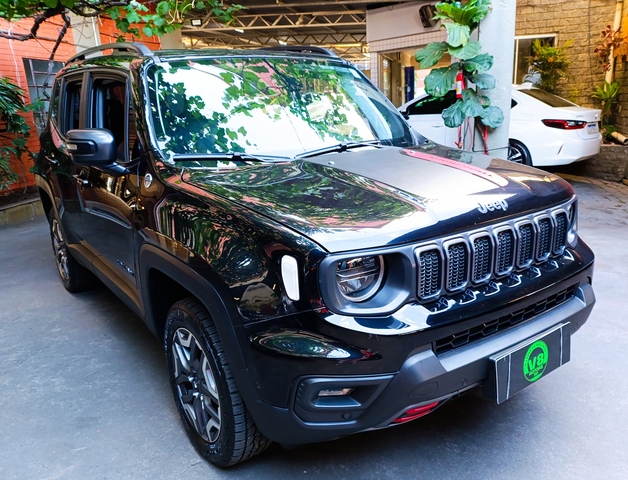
top-left (611, 3), bottom-right (628, 133)
top-left (515, 0), bottom-right (614, 109)
top-left (0, 18), bottom-right (78, 194)
top-left (0, 16), bottom-right (161, 196)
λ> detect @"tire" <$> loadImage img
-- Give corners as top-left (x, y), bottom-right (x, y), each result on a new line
top-left (164, 298), bottom-right (271, 467)
top-left (507, 139), bottom-right (532, 166)
top-left (49, 213), bottom-right (97, 293)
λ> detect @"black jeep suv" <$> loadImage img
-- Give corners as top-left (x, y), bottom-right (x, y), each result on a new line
top-left (36, 43), bottom-right (595, 467)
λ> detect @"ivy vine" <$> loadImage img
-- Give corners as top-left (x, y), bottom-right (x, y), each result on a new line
top-left (415, 0), bottom-right (503, 130)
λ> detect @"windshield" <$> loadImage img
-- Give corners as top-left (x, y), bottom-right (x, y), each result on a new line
top-left (519, 88), bottom-right (575, 108)
top-left (147, 57), bottom-right (413, 161)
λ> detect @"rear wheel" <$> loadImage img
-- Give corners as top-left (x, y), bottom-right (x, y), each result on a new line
top-left (49, 213), bottom-right (97, 293)
top-left (508, 139), bottom-right (532, 166)
top-left (164, 298), bottom-right (271, 467)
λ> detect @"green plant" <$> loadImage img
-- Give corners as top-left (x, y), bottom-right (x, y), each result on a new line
top-left (0, 77), bottom-right (32, 191)
top-left (415, 0), bottom-right (503, 131)
top-left (592, 80), bottom-right (621, 123)
top-left (525, 39), bottom-right (572, 93)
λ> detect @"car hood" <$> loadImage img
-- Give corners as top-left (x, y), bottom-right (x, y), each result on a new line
top-left (181, 144), bottom-right (574, 253)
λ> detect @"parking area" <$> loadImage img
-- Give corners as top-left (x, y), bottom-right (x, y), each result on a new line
top-left (1, 174), bottom-right (627, 480)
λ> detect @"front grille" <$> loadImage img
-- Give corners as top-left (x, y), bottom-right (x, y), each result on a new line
top-left (415, 202), bottom-right (573, 299)
top-left (447, 242), bottom-right (468, 291)
top-left (433, 283), bottom-right (578, 355)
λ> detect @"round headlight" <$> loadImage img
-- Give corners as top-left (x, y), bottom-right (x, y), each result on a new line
top-left (335, 255), bottom-right (384, 302)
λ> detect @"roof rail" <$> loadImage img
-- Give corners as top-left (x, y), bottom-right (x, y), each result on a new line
top-left (66, 42), bottom-right (153, 65)
top-left (259, 45), bottom-right (338, 58)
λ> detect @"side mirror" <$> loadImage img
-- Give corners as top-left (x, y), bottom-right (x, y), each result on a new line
top-left (66, 129), bottom-right (128, 176)
top-left (401, 110), bottom-right (410, 120)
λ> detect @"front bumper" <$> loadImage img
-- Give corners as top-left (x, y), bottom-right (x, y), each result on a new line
top-left (244, 266), bottom-right (595, 445)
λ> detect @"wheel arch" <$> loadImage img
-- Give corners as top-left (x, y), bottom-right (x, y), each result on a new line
top-left (139, 244), bottom-right (247, 373)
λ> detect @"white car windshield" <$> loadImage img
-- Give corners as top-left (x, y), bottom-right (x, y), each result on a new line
top-left (147, 56), bottom-right (414, 161)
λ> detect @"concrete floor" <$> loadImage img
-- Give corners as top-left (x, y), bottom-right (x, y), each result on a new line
top-left (1, 175), bottom-right (627, 479)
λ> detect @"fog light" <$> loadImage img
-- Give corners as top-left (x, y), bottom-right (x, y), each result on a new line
top-left (318, 388), bottom-right (354, 397)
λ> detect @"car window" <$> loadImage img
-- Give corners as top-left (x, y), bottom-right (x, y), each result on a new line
top-left (61, 80), bottom-right (82, 135)
top-left (90, 78), bottom-right (130, 161)
top-left (407, 91), bottom-right (457, 115)
top-left (49, 83), bottom-right (60, 122)
top-left (518, 89), bottom-right (575, 108)
top-left (147, 58), bottom-right (414, 160)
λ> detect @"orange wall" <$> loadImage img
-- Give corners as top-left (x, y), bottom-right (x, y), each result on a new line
top-left (0, 18), bottom-right (78, 194)
top-left (0, 16), bottom-right (160, 195)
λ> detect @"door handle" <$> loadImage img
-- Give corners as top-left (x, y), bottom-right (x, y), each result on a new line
top-left (73, 174), bottom-right (91, 188)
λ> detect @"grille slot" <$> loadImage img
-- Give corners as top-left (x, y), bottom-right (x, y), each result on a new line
top-left (517, 223), bottom-right (534, 267)
top-left (433, 284), bottom-right (578, 355)
top-left (472, 235), bottom-right (492, 283)
top-left (495, 228), bottom-right (515, 275)
top-left (446, 242), bottom-right (468, 291)
top-left (536, 217), bottom-right (552, 261)
top-left (418, 249), bottom-right (441, 299)
top-left (554, 212), bottom-right (568, 254)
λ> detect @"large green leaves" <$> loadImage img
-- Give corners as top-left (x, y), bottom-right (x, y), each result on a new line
top-left (460, 89), bottom-right (485, 118)
top-left (444, 23), bottom-right (470, 48)
top-left (470, 72), bottom-right (496, 89)
top-left (462, 53), bottom-right (494, 73)
top-left (425, 64), bottom-right (459, 97)
top-left (442, 100), bottom-right (465, 128)
top-left (448, 41), bottom-right (482, 60)
top-left (416, 42), bottom-right (448, 69)
top-left (480, 105), bottom-right (504, 128)
top-left (434, 0), bottom-right (492, 26)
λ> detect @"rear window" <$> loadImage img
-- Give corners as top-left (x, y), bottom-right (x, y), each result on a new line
top-left (519, 89), bottom-right (575, 108)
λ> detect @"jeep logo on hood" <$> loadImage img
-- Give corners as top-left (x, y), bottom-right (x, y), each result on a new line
top-left (478, 199), bottom-right (509, 213)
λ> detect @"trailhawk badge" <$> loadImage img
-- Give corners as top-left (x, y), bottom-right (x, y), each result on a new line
top-left (477, 199), bottom-right (508, 213)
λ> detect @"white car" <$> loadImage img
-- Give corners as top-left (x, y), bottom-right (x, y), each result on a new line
top-left (399, 85), bottom-right (602, 167)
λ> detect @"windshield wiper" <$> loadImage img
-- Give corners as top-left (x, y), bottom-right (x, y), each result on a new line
top-left (172, 152), bottom-right (291, 164)
top-left (294, 140), bottom-right (383, 159)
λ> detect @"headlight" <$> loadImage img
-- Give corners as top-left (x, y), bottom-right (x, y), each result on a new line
top-left (567, 201), bottom-right (578, 247)
top-left (335, 255), bottom-right (384, 302)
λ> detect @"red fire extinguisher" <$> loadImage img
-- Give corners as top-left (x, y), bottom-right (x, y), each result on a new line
top-left (456, 70), bottom-right (464, 98)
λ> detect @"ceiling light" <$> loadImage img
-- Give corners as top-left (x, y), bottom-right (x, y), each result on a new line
top-left (234, 28), bottom-right (244, 33)
top-left (278, 40), bottom-right (287, 45)
top-left (190, 19), bottom-right (202, 27)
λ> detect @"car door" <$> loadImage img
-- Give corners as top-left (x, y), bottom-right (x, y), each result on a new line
top-left (76, 72), bottom-right (140, 297)
top-left (43, 75), bottom-right (89, 251)
top-left (405, 91), bottom-right (457, 146)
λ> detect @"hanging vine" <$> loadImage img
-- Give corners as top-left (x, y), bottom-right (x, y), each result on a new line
top-left (415, 0), bottom-right (503, 139)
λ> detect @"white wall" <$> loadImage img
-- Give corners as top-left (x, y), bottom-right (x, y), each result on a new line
top-left (366, 1), bottom-right (440, 43)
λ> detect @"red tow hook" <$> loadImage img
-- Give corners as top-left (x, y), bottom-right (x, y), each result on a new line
top-left (391, 401), bottom-right (440, 424)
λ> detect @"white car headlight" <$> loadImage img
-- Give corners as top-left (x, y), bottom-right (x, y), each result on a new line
top-left (335, 255), bottom-right (385, 302)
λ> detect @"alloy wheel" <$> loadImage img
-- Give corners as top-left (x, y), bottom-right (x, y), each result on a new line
top-left (507, 145), bottom-right (524, 163)
top-left (51, 218), bottom-right (70, 282)
top-left (172, 328), bottom-right (221, 443)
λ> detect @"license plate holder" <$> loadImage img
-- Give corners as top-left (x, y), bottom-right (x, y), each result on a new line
top-left (487, 323), bottom-right (571, 404)
top-left (587, 123), bottom-right (598, 134)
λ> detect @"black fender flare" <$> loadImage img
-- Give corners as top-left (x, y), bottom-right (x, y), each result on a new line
top-left (138, 244), bottom-right (248, 372)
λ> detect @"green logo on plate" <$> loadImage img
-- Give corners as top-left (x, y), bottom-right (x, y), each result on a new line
top-left (523, 340), bottom-right (549, 382)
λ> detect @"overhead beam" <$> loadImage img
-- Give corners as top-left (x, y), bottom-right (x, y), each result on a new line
top-left (183, 11), bottom-right (365, 32)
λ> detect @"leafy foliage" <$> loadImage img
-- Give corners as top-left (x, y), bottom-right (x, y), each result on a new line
top-left (414, 0), bottom-right (503, 131)
top-left (592, 80), bottom-right (621, 124)
top-left (0, 1), bottom-right (242, 40)
top-left (525, 39), bottom-right (572, 94)
top-left (0, 77), bottom-right (32, 190)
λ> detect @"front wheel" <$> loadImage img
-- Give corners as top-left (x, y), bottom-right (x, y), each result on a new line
top-left (164, 298), bottom-right (271, 467)
top-left (49, 213), bottom-right (97, 293)
top-left (507, 139), bottom-right (532, 166)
